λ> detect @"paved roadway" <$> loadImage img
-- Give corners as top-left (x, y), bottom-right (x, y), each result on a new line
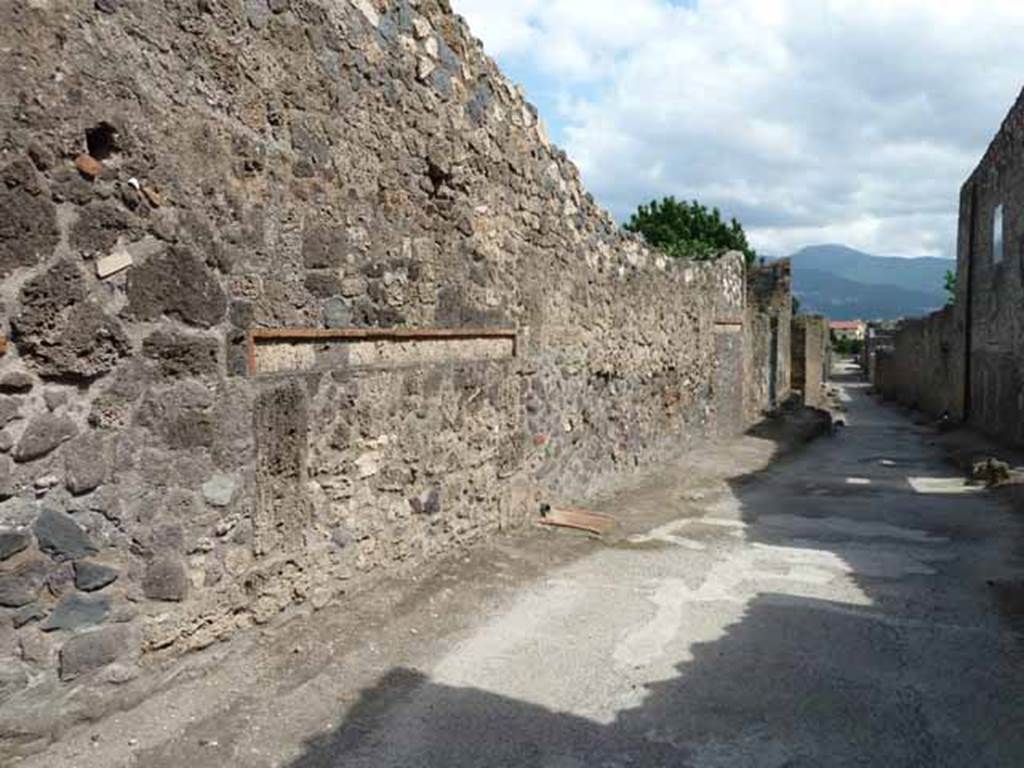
top-left (299, 366), bottom-right (1024, 767)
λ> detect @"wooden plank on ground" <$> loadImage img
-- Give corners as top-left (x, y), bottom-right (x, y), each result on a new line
top-left (538, 507), bottom-right (617, 536)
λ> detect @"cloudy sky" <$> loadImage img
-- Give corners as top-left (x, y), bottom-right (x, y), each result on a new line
top-left (451, 0), bottom-right (1024, 258)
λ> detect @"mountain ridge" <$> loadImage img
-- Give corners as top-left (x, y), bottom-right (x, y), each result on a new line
top-left (785, 244), bottom-right (951, 321)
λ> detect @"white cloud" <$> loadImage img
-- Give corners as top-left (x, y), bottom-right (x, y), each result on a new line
top-left (452, 0), bottom-right (1024, 257)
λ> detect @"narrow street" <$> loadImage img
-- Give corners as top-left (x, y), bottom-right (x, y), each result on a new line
top-left (28, 363), bottom-right (1024, 767)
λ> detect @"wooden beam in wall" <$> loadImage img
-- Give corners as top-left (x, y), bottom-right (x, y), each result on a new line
top-left (246, 326), bottom-right (519, 376)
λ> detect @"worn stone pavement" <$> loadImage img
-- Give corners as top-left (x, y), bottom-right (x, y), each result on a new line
top-left (21, 362), bottom-right (1024, 766)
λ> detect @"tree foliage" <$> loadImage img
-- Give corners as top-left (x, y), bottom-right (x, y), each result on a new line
top-left (625, 197), bottom-right (757, 267)
top-left (944, 269), bottom-right (956, 306)
top-left (834, 337), bottom-right (862, 356)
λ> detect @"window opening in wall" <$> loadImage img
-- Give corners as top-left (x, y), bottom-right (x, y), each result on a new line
top-left (993, 203), bottom-right (1004, 264)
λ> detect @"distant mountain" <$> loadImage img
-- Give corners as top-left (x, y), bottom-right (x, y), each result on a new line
top-left (792, 268), bottom-right (947, 321)
top-left (787, 244), bottom-right (952, 321)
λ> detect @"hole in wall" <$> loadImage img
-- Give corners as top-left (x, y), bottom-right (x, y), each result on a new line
top-left (85, 122), bottom-right (120, 160)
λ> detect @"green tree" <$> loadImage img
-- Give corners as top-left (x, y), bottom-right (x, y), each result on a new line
top-left (625, 197), bottom-right (757, 267)
top-left (944, 269), bottom-right (957, 306)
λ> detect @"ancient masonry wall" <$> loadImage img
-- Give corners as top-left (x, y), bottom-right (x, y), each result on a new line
top-left (874, 308), bottom-right (961, 418)
top-left (0, 0), bottom-right (769, 750)
top-left (875, 88), bottom-right (1024, 439)
top-left (745, 259), bottom-right (793, 419)
top-left (791, 315), bottom-right (829, 408)
top-left (957, 88), bottom-right (1024, 443)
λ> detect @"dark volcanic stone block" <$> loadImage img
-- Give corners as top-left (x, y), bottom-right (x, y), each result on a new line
top-left (59, 625), bottom-right (132, 681)
top-left (142, 330), bottom-right (221, 377)
top-left (0, 530), bottom-right (30, 561)
top-left (143, 557), bottom-right (190, 602)
top-left (12, 262), bottom-right (130, 381)
top-left (33, 509), bottom-right (97, 561)
top-left (126, 247), bottom-right (227, 328)
top-left (0, 159), bottom-right (59, 278)
top-left (0, 559), bottom-right (48, 608)
top-left (74, 561), bottom-right (119, 592)
top-left (41, 593), bottom-right (111, 631)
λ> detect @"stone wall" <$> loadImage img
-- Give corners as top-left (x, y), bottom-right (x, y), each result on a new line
top-left (746, 259), bottom-right (793, 419)
top-left (874, 88), bottom-right (1024, 440)
top-left (957, 88), bottom-right (1024, 444)
top-left (863, 321), bottom-right (897, 388)
top-left (0, 0), bottom-right (773, 752)
top-left (874, 308), bottom-right (962, 418)
top-left (791, 315), bottom-right (829, 408)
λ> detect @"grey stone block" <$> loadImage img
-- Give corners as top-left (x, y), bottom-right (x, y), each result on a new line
top-left (142, 331), bottom-right (220, 378)
top-left (0, 159), bottom-right (59, 279)
top-left (0, 661), bottom-right (29, 704)
top-left (59, 625), bottom-right (132, 681)
top-left (201, 474), bottom-right (237, 508)
top-left (143, 557), bottom-right (189, 602)
top-left (323, 297), bottom-right (352, 328)
top-left (126, 246), bottom-right (227, 328)
top-left (0, 559), bottom-right (48, 608)
top-left (0, 373), bottom-right (34, 394)
top-left (0, 455), bottom-right (12, 499)
top-left (64, 433), bottom-right (108, 496)
top-left (12, 603), bottom-right (46, 628)
top-left (74, 561), bottom-right (119, 592)
top-left (13, 414), bottom-right (78, 463)
top-left (0, 396), bottom-right (21, 429)
top-left (0, 530), bottom-right (30, 561)
top-left (41, 593), bottom-right (111, 632)
top-left (33, 509), bottom-right (97, 561)
top-left (12, 261), bottom-right (130, 381)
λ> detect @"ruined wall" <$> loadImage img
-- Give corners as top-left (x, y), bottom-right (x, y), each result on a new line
top-left (746, 259), bottom-right (793, 418)
top-left (875, 88), bottom-right (1024, 439)
top-left (0, 0), bottom-right (755, 751)
top-left (863, 321), bottom-right (897, 388)
top-left (874, 308), bottom-right (961, 418)
top-left (958, 88), bottom-right (1024, 444)
top-left (791, 315), bottom-right (829, 408)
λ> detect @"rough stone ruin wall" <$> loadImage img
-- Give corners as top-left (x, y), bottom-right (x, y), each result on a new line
top-left (745, 259), bottom-right (793, 418)
top-left (956, 88), bottom-right (1024, 443)
top-left (876, 88), bottom-right (1024, 439)
top-left (874, 309), bottom-right (960, 418)
top-left (0, 0), bottom-right (769, 750)
top-left (791, 315), bottom-right (829, 409)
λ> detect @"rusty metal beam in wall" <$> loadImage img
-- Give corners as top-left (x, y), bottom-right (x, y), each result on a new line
top-left (714, 318), bottom-right (745, 333)
top-left (247, 326), bottom-right (518, 376)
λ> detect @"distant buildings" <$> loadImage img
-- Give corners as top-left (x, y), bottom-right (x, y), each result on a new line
top-left (829, 320), bottom-right (866, 342)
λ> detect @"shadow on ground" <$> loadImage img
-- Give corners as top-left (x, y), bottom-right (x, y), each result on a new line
top-left (287, 371), bottom-right (1024, 767)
